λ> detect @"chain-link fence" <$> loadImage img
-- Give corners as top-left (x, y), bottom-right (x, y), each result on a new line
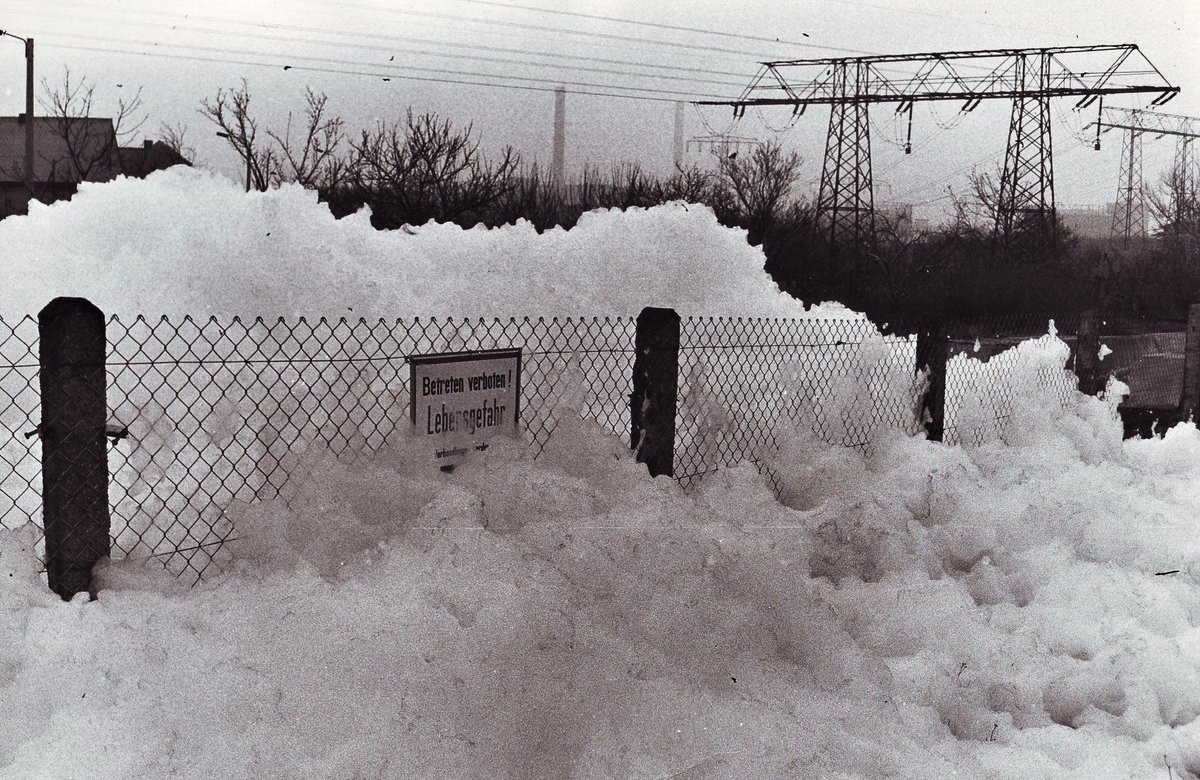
top-left (1, 306), bottom-right (1191, 586)
top-left (3, 313), bottom-right (635, 583)
top-left (676, 316), bottom-right (922, 488)
top-left (0, 315), bottom-right (39, 539)
top-left (942, 314), bottom-right (1083, 447)
top-left (1095, 329), bottom-right (1187, 410)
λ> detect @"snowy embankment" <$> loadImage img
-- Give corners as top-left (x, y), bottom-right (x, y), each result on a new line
top-left (1, 171), bottom-right (1199, 778)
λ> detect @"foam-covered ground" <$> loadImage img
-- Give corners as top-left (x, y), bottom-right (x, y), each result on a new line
top-left (2, 374), bottom-right (1200, 778)
top-left (0, 167), bottom-right (836, 319)
top-left (3, 174), bottom-right (1199, 778)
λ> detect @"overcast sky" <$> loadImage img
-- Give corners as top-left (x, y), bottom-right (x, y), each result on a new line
top-left (1, 0), bottom-right (1196, 222)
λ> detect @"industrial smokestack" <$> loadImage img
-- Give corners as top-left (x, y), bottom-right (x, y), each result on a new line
top-left (674, 102), bottom-right (685, 168)
top-left (552, 86), bottom-right (566, 185)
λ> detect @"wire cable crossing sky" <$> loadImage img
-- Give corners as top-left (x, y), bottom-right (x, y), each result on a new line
top-left (0, 0), bottom-right (1195, 222)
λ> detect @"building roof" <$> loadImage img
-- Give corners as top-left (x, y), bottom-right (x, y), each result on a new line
top-left (0, 117), bottom-right (192, 186)
top-left (117, 140), bottom-right (192, 178)
top-left (0, 115), bottom-right (120, 184)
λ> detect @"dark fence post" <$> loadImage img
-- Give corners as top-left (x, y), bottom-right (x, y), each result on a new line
top-left (39, 297), bottom-right (109, 600)
top-left (1075, 310), bottom-right (1102, 396)
top-left (916, 319), bottom-right (947, 442)
top-left (1181, 303), bottom-right (1200, 422)
top-left (630, 307), bottom-right (680, 477)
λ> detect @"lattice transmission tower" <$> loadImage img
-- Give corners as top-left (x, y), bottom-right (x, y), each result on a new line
top-left (996, 52), bottom-right (1055, 251)
top-left (696, 45), bottom-right (1179, 254)
top-left (1095, 108), bottom-right (1200, 243)
top-left (1111, 121), bottom-right (1146, 245)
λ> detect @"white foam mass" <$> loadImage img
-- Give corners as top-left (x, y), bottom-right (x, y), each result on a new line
top-left (0, 167), bottom-right (834, 319)
top-left (2, 174), bottom-right (1199, 778)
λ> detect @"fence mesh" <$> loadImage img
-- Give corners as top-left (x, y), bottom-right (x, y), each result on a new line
top-left (0, 315), bottom-right (40, 539)
top-left (676, 317), bottom-right (922, 489)
top-left (1095, 331), bottom-right (1186, 409)
top-left (0, 308), bottom-right (1190, 585)
top-left (942, 314), bottom-right (1082, 447)
top-left (3, 314), bottom-right (635, 583)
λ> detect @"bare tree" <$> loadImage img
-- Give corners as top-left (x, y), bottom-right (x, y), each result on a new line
top-left (718, 141), bottom-right (803, 243)
top-left (200, 80), bottom-right (279, 191)
top-left (866, 216), bottom-right (948, 314)
top-left (659, 163), bottom-right (719, 205)
top-left (37, 67), bottom-right (146, 184)
top-left (157, 122), bottom-right (196, 162)
top-left (492, 162), bottom-right (570, 230)
top-left (961, 166), bottom-right (1002, 229)
top-left (344, 110), bottom-right (520, 228)
top-left (1147, 164), bottom-right (1200, 240)
top-left (266, 88), bottom-right (345, 189)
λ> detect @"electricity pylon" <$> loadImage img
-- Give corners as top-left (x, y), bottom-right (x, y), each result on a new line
top-left (1111, 122), bottom-right (1146, 245)
top-left (685, 133), bottom-right (760, 156)
top-left (995, 52), bottom-right (1055, 253)
top-left (697, 45), bottom-right (1179, 253)
top-left (1095, 108), bottom-right (1200, 242)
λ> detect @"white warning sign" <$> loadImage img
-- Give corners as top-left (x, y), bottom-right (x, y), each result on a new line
top-left (409, 348), bottom-right (521, 465)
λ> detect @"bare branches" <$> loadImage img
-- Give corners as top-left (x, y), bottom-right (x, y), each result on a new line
top-left (1147, 164), bottom-right (1200, 241)
top-left (343, 110), bottom-right (520, 228)
top-left (200, 80), bottom-right (279, 191)
top-left (718, 141), bottom-right (803, 244)
top-left (266, 88), bottom-right (345, 189)
top-left (37, 67), bottom-right (143, 184)
top-left (157, 122), bottom-right (196, 162)
top-left (112, 86), bottom-right (147, 143)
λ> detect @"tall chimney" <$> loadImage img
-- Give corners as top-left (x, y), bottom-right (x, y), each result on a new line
top-left (552, 86), bottom-right (566, 185)
top-left (673, 102), bottom-right (685, 168)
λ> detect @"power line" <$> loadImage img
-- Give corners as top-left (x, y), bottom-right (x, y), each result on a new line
top-left (819, 0), bottom-right (1081, 42)
top-left (285, 0), bottom-right (813, 62)
top-left (8, 2), bottom-right (758, 84)
top-left (449, 0), bottom-right (872, 56)
top-left (27, 26), bottom-right (747, 94)
top-left (23, 1), bottom-right (1031, 109)
top-left (44, 41), bottom-right (717, 104)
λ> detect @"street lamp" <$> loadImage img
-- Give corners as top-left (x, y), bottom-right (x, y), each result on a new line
top-left (0, 30), bottom-right (34, 191)
top-left (215, 131), bottom-right (251, 192)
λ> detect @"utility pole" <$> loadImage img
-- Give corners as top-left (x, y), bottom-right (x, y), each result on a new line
top-left (995, 51), bottom-right (1056, 254)
top-left (1176, 137), bottom-right (1193, 235)
top-left (697, 45), bottom-right (1179, 254)
top-left (1, 31), bottom-right (35, 192)
top-left (815, 59), bottom-right (874, 253)
top-left (24, 37), bottom-right (32, 192)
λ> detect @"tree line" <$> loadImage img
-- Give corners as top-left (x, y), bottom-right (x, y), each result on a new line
top-left (25, 74), bottom-right (1200, 328)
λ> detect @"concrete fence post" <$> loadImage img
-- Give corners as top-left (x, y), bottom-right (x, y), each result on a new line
top-left (39, 297), bottom-right (109, 600)
top-left (1180, 303), bottom-right (1200, 422)
top-left (1075, 311), bottom-right (1102, 396)
top-left (630, 307), bottom-right (680, 478)
top-left (916, 320), bottom-right (948, 442)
